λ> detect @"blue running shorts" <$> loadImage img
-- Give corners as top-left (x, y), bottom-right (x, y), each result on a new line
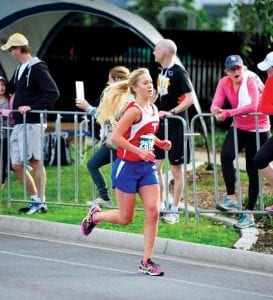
top-left (112, 158), bottom-right (159, 194)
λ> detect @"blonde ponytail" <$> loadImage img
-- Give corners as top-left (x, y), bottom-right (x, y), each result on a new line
top-left (96, 80), bottom-right (131, 126)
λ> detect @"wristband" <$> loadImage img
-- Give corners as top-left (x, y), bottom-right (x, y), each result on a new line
top-left (87, 106), bottom-right (96, 116)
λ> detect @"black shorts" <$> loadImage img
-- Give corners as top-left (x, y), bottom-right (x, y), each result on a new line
top-left (154, 123), bottom-right (190, 165)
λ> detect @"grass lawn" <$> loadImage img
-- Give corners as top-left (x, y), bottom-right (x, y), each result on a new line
top-left (0, 143), bottom-right (240, 248)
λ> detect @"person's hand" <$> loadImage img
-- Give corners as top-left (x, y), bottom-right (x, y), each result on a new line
top-left (212, 107), bottom-right (221, 115)
top-left (18, 106), bottom-right (31, 114)
top-left (212, 107), bottom-right (224, 121)
top-left (215, 111), bottom-right (223, 121)
top-left (158, 110), bottom-right (172, 118)
top-left (156, 139), bottom-right (172, 151)
top-left (75, 98), bottom-right (90, 111)
top-left (138, 149), bottom-right (156, 162)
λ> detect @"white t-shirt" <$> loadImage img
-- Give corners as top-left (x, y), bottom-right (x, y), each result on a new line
top-left (17, 61), bottom-right (30, 80)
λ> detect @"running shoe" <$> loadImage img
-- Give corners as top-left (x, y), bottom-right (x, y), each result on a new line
top-left (234, 214), bottom-right (256, 229)
top-left (18, 205), bottom-right (32, 214)
top-left (138, 259), bottom-right (164, 276)
top-left (19, 203), bottom-right (48, 214)
top-left (216, 196), bottom-right (238, 211)
top-left (86, 197), bottom-right (111, 207)
top-left (40, 204), bottom-right (48, 213)
top-left (26, 201), bottom-right (44, 214)
top-left (159, 211), bottom-right (165, 220)
top-left (162, 213), bottom-right (179, 224)
top-left (265, 205), bottom-right (273, 213)
top-left (18, 196), bottom-right (47, 214)
top-left (81, 204), bottom-right (101, 236)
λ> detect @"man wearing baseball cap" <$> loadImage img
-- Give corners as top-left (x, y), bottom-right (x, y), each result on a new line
top-left (1, 32), bottom-right (60, 214)
top-left (256, 51), bottom-right (273, 113)
top-left (253, 51), bottom-right (273, 213)
top-left (257, 51), bottom-right (273, 71)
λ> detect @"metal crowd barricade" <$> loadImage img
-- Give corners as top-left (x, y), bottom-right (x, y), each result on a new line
top-left (160, 115), bottom-right (191, 223)
top-left (2, 110), bottom-right (192, 220)
top-left (2, 109), bottom-right (271, 227)
top-left (190, 112), bottom-right (269, 225)
top-left (3, 109), bottom-right (99, 208)
top-left (0, 114), bottom-right (4, 205)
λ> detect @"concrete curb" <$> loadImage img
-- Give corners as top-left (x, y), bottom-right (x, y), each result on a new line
top-left (0, 215), bottom-right (272, 273)
top-left (178, 202), bottom-right (259, 252)
top-left (199, 213), bottom-right (260, 251)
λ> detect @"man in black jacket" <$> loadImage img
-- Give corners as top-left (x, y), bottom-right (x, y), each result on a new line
top-left (1, 32), bottom-right (60, 214)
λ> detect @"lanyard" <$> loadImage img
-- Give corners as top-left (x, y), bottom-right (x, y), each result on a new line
top-left (157, 62), bottom-right (175, 98)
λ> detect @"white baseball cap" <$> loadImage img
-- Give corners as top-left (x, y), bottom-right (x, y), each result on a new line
top-left (1, 33), bottom-right (28, 51)
top-left (257, 51), bottom-right (273, 71)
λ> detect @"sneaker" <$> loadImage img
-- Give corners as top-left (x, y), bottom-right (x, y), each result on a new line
top-left (18, 200), bottom-right (48, 213)
top-left (216, 196), bottom-right (238, 211)
top-left (265, 205), bottom-right (273, 213)
top-left (234, 214), bottom-right (256, 229)
top-left (18, 205), bottom-right (31, 214)
top-left (39, 204), bottom-right (48, 213)
top-left (19, 203), bottom-right (47, 214)
top-left (159, 211), bottom-right (165, 220)
top-left (86, 197), bottom-right (111, 207)
top-left (138, 259), bottom-right (164, 276)
top-left (81, 204), bottom-right (101, 236)
top-left (26, 201), bottom-right (44, 214)
top-left (162, 213), bottom-right (179, 224)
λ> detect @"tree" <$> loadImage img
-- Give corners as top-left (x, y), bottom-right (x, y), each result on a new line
top-left (232, 0), bottom-right (273, 56)
top-left (128, 0), bottom-right (223, 30)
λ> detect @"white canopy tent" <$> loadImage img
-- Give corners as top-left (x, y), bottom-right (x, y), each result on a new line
top-left (0, 0), bottom-right (163, 78)
top-left (0, 0), bottom-right (209, 152)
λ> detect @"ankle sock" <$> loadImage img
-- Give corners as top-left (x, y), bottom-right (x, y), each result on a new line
top-left (170, 205), bottom-right (178, 212)
top-left (160, 203), bottom-right (165, 211)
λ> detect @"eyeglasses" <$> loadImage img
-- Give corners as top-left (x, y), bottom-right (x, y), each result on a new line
top-left (8, 47), bottom-right (18, 52)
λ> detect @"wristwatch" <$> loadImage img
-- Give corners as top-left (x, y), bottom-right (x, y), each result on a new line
top-left (171, 108), bottom-right (175, 115)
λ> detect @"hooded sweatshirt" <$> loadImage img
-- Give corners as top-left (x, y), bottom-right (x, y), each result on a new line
top-left (8, 57), bottom-right (60, 124)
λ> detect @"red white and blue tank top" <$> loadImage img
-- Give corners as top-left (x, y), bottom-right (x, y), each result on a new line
top-left (117, 101), bottom-right (159, 161)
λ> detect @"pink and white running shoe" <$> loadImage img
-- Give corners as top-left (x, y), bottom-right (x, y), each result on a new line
top-left (81, 204), bottom-right (101, 236)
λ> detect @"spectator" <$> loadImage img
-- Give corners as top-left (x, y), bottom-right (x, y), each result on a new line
top-left (75, 66), bottom-right (130, 206)
top-left (153, 39), bottom-right (194, 224)
top-left (0, 76), bottom-right (12, 190)
top-left (80, 68), bottom-right (171, 276)
top-left (210, 54), bottom-right (270, 228)
top-left (1, 33), bottom-right (60, 214)
top-left (253, 51), bottom-right (273, 212)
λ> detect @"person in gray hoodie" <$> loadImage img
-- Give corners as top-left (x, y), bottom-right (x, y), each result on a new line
top-left (1, 32), bottom-right (60, 214)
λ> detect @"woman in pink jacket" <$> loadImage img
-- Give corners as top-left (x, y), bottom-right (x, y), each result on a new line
top-left (210, 55), bottom-right (270, 229)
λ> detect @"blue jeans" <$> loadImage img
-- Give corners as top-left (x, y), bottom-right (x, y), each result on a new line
top-left (87, 143), bottom-right (116, 200)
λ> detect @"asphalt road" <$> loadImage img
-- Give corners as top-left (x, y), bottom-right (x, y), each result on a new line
top-left (1, 230), bottom-right (273, 300)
